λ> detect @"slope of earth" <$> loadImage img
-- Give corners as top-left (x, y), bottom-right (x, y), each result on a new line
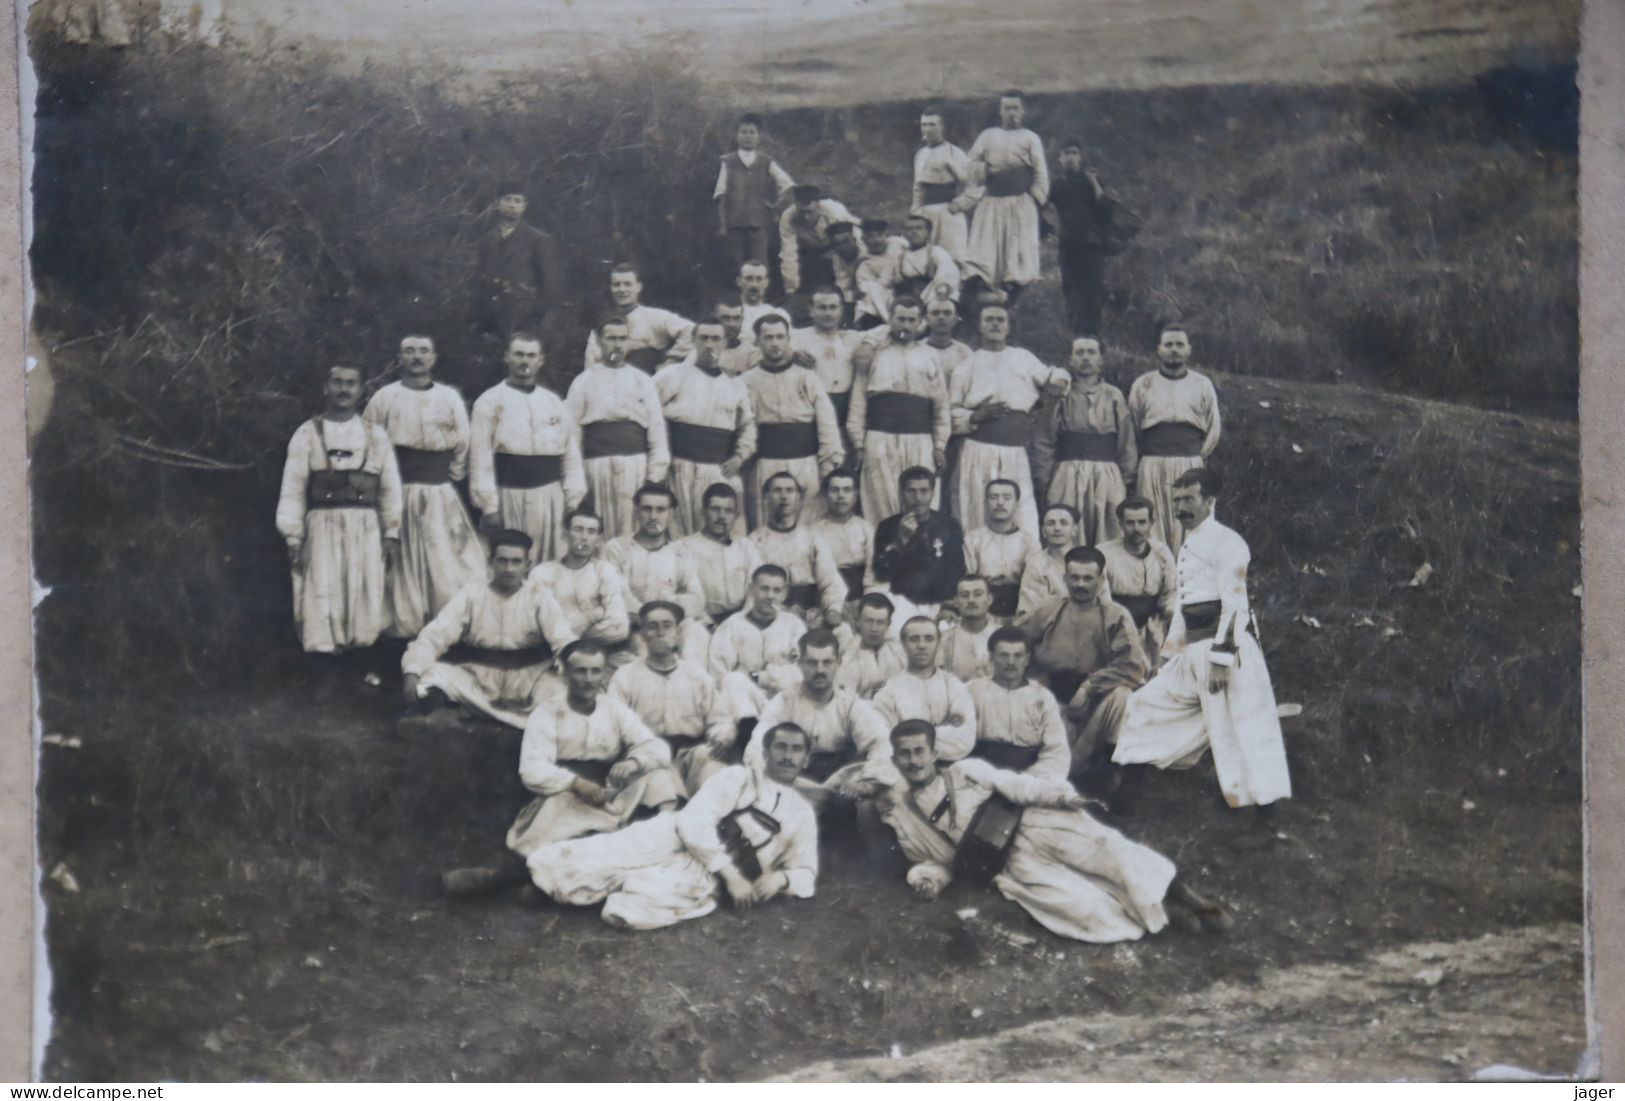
top-left (779, 923), bottom-right (1585, 1081)
top-left (36, 368), bottom-right (1581, 1081)
top-left (115, 0), bottom-right (1579, 109)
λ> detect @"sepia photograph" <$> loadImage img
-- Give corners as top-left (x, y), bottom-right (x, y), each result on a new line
top-left (23, 0), bottom-right (1586, 1082)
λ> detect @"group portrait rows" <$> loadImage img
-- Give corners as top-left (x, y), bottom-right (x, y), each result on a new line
top-left (273, 90), bottom-right (1290, 943)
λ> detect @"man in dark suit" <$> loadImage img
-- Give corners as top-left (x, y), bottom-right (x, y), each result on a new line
top-left (473, 185), bottom-right (567, 346)
top-left (871, 465), bottom-right (965, 623)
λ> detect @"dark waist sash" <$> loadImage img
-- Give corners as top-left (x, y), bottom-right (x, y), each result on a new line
top-left (566, 758), bottom-right (614, 787)
top-left (661, 733), bottom-right (704, 754)
top-left (1046, 670), bottom-right (1087, 708)
top-left (1139, 423), bottom-right (1206, 458)
top-left (1115, 592), bottom-right (1161, 627)
top-left (972, 741), bottom-right (1042, 772)
top-left (1181, 600), bottom-right (1222, 643)
top-left (786, 581), bottom-right (819, 608)
top-left (442, 643), bottom-right (546, 670)
top-left (970, 411), bottom-right (1033, 447)
top-left (582, 420), bottom-right (649, 459)
top-left (829, 390), bottom-right (851, 427)
top-left (667, 420), bottom-right (737, 465)
top-left (988, 579), bottom-right (1020, 618)
top-left (757, 421), bottom-right (820, 460)
top-left (625, 347), bottom-right (666, 373)
top-left (866, 392), bottom-right (936, 435)
top-left (837, 563), bottom-right (866, 600)
top-left (495, 452), bottom-right (563, 489)
top-left (307, 468), bottom-right (381, 509)
top-left (394, 446), bottom-right (455, 485)
top-left (1056, 430), bottom-right (1120, 463)
top-left (804, 750), bottom-right (848, 784)
top-left (985, 165), bottom-right (1037, 198)
top-left (918, 180), bottom-right (959, 205)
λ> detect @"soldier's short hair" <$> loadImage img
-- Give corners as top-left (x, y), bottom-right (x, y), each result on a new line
top-left (702, 482), bottom-right (740, 507)
top-left (1064, 546), bottom-right (1107, 571)
top-left (762, 722), bottom-right (811, 754)
top-left (987, 625), bottom-right (1031, 655)
top-left (639, 600), bottom-right (685, 624)
top-left (1172, 467), bottom-right (1222, 498)
top-left (889, 718), bottom-right (937, 749)
top-left (559, 639), bottom-right (609, 666)
top-left (489, 529), bottom-right (534, 555)
top-left (858, 592), bottom-right (896, 616)
top-left (1116, 496), bottom-right (1155, 521)
top-left (800, 628), bottom-right (841, 657)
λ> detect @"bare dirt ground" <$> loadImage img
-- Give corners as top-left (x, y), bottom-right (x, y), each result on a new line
top-left (782, 924), bottom-right (1586, 1081)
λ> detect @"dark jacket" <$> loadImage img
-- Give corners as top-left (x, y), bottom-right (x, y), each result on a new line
top-left (473, 221), bottom-right (567, 331)
top-left (1048, 173), bottom-right (1138, 256)
top-left (872, 510), bottom-right (965, 606)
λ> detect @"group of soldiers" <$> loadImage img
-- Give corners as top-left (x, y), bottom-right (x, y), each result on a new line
top-left (273, 90), bottom-right (1289, 942)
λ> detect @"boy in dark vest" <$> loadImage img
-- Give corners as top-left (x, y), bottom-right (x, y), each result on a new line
top-left (714, 113), bottom-right (797, 273)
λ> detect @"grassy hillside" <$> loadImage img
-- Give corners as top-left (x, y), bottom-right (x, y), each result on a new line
top-left (27, 30), bottom-right (1581, 1082)
top-left (26, 34), bottom-right (1577, 694)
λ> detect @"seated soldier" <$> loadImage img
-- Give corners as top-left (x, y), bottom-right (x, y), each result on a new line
top-left (529, 508), bottom-right (631, 651)
top-left (748, 471), bottom-right (848, 628)
top-left (440, 640), bottom-right (680, 898)
top-left (810, 468), bottom-right (875, 615)
top-left (1022, 546), bottom-right (1147, 779)
top-left (528, 722), bottom-right (819, 930)
top-left (965, 626), bottom-right (1071, 780)
top-left (609, 601), bottom-right (734, 795)
top-left (1014, 502), bottom-right (1082, 624)
top-left (875, 719), bottom-right (1230, 942)
top-left (400, 530), bottom-right (578, 732)
top-left (679, 482), bottom-right (764, 627)
top-left (707, 564), bottom-right (808, 731)
top-left (872, 615), bottom-right (977, 762)
top-left (603, 483), bottom-right (709, 664)
top-left (936, 574), bottom-right (999, 682)
top-left (871, 465), bottom-right (966, 627)
top-left (731, 628), bottom-right (893, 814)
top-left (963, 479), bottom-right (1041, 622)
top-left (834, 592), bottom-right (905, 699)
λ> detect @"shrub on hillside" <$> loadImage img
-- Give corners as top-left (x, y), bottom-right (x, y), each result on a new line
top-left (29, 32), bottom-right (740, 687)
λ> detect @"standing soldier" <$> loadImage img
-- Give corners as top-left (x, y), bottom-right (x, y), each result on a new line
top-left (1045, 138), bottom-right (1137, 338)
top-left (472, 185), bottom-right (567, 350)
top-left (714, 112), bottom-right (797, 271)
top-left (792, 287), bottom-right (873, 446)
top-left (469, 332), bottom-right (586, 566)
top-left (849, 298), bottom-right (950, 523)
top-left (363, 335), bottom-right (485, 639)
top-left (742, 314), bottom-right (845, 529)
top-left (1128, 322), bottom-right (1221, 555)
top-left (277, 365), bottom-right (403, 653)
top-left (962, 479), bottom-right (1042, 622)
top-left (655, 319), bottom-right (757, 537)
top-left (912, 106), bottom-right (978, 267)
top-left (948, 302), bottom-right (1070, 533)
top-left (1034, 335), bottom-right (1136, 546)
top-left (963, 90), bottom-right (1049, 305)
top-left (568, 316), bottom-right (671, 540)
top-left (1114, 469), bottom-right (1291, 819)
